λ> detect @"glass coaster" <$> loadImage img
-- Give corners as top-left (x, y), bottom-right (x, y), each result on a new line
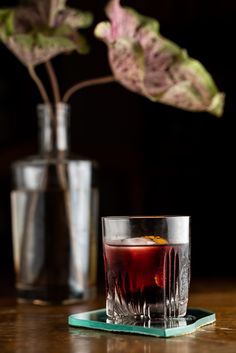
top-left (68, 308), bottom-right (216, 338)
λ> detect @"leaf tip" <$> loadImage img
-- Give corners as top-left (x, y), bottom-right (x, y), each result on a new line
top-left (94, 22), bottom-right (111, 42)
top-left (207, 92), bottom-right (225, 118)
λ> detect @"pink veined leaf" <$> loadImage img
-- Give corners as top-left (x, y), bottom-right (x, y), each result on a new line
top-left (95, 0), bottom-right (225, 117)
top-left (0, 1), bottom-right (93, 67)
top-left (28, 0), bottom-right (66, 27)
top-left (5, 33), bottom-right (76, 67)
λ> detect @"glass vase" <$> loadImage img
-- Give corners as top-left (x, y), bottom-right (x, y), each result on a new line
top-left (11, 103), bottom-right (99, 304)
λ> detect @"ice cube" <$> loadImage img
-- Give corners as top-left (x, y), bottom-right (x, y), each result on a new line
top-left (106, 235), bottom-right (169, 246)
top-left (120, 237), bottom-right (156, 245)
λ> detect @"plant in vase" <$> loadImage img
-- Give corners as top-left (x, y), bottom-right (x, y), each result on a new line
top-left (0, 0), bottom-right (225, 304)
top-left (0, 0), bottom-right (102, 304)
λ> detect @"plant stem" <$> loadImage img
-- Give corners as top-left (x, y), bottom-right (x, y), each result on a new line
top-left (62, 75), bottom-right (116, 103)
top-left (45, 61), bottom-right (61, 104)
top-left (28, 65), bottom-right (50, 105)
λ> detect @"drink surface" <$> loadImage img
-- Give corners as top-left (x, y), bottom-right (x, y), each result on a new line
top-left (104, 239), bottom-right (190, 319)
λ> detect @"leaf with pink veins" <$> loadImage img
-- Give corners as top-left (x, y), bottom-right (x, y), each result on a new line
top-left (0, 1), bottom-right (93, 67)
top-left (95, 0), bottom-right (225, 117)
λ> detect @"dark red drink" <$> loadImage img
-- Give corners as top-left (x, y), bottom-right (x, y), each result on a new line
top-left (104, 240), bottom-right (189, 320)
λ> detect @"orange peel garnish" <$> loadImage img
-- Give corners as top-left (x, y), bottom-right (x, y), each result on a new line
top-left (144, 235), bottom-right (168, 245)
top-left (154, 274), bottom-right (164, 288)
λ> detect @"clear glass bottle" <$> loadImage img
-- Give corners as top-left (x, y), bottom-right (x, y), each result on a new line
top-left (11, 103), bottom-right (98, 304)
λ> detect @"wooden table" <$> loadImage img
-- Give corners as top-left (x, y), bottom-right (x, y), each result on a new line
top-left (0, 279), bottom-right (236, 353)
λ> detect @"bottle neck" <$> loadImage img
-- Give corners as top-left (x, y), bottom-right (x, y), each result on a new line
top-left (38, 103), bottom-right (70, 157)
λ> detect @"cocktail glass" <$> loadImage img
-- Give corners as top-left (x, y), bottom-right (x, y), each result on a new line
top-left (102, 216), bottom-right (190, 323)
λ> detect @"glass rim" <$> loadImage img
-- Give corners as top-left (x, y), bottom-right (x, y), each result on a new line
top-left (102, 215), bottom-right (190, 221)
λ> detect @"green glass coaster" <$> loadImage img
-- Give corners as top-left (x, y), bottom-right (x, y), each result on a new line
top-left (68, 308), bottom-right (216, 338)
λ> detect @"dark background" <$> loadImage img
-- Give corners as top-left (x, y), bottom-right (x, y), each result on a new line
top-left (0, 0), bottom-right (235, 293)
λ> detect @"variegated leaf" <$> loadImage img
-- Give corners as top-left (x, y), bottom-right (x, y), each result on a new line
top-left (95, 0), bottom-right (225, 116)
top-left (58, 8), bottom-right (93, 29)
top-left (0, 1), bottom-right (92, 66)
top-left (5, 33), bottom-right (75, 66)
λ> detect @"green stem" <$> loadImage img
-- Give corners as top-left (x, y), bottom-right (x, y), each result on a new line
top-left (62, 75), bottom-right (116, 103)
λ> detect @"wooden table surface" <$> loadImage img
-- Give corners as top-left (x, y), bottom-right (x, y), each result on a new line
top-left (0, 279), bottom-right (236, 353)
